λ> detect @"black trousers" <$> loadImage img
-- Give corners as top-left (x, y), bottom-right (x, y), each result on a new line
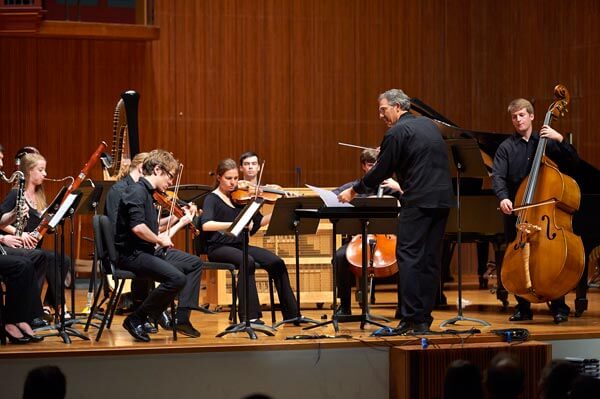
top-left (3, 247), bottom-right (47, 294)
top-left (397, 207), bottom-right (449, 326)
top-left (118, 248), bottom-right (202, 321)
top-left (208, 245), bottom-right (298, 321)
top-left (0, 253), bottom-right (43, 324)
top-left (41, 249), bottom-right (70, 308)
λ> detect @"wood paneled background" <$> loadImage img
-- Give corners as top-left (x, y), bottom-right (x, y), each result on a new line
top-left (1, 0), bottom-right (599, 251)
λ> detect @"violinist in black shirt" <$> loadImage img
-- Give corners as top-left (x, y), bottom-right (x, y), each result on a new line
top-left (115, 149), bottom-right (203, 341)
top-left (492, 98), bottom-right (579, 324)
top-left (338, 88), bottom-right (453, 334)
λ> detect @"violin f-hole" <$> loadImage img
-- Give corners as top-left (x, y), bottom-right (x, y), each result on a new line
top-left (541, 214), bottom-right (556, 240)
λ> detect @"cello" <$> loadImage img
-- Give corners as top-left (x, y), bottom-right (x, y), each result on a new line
top-left (500, 85), bottom-right (585, 303)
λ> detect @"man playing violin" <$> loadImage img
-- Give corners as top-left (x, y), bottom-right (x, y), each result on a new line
top-left (115, 149), bottom-right (203, 341)
top-left (332, 148), bottom-right (402, 316)
top-left (338, 89), bottom-right (453, 334)
top-left (492, 98), bottom-right (579, 324)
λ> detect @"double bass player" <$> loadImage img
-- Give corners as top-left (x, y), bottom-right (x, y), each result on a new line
top-left (492, 98), bottom-right (579, 324)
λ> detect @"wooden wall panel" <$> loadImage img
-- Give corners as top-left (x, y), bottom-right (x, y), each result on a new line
top-left (2, 0), bottom-right (600, 211)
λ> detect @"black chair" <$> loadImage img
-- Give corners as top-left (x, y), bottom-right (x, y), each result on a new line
top-left (85, 215), bottom-right (177, 342)
top-left (193, 223), bottom-right (277, 324)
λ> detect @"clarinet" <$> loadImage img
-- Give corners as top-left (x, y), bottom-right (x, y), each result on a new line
top-left (0, 170), bottom-right (26, 255)
top-left (13, 172), bottom-right (28, 236)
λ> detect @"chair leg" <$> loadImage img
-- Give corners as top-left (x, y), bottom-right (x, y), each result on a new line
top-left (229, 270), bottom-right (237, 324)
top-left (268, 276), bottom-right (276, 324)
top-left (107, 280), bottom-right (126, 329)
top-left (84, 278), bottom-right (104, 332)
top-left (95, 280), bottom-right (120, 342)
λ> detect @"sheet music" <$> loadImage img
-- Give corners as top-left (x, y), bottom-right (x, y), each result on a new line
top-left (48, 193), bottom-right (79, 228)
top-left (305, 184), bottom-right (353, 207)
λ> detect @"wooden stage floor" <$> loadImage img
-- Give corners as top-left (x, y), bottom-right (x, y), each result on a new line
top-left (2, 276), bottom-right (600, 358)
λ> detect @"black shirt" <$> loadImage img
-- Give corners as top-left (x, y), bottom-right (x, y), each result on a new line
top-left (491, 132), bottom-right (579, 202)
top-left (199, 192), bottom-right (262, 252)
top-left (105, 174), bottom-right (135, 231)
top-left (333, 179), bottom-right (400, 198)
top-left (0, 189), bottom-right (43, 233)
top-left (353, 113), bottom-right (454, 208)
top-left (115, 177), bottom-right (159, 255)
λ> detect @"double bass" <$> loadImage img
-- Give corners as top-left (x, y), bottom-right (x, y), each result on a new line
top-left (500, 85), bottom-right (585, 303)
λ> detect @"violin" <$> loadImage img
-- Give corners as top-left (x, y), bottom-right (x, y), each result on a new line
top-left (231, 180), bottom-right (295, 204)
top-left (153, 190), bottom-right (200, 236)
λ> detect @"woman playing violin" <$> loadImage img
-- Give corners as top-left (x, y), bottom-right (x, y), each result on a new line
top-left (200, 158), bottom-right (297, 323)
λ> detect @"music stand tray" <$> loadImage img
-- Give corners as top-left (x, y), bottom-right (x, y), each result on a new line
top-left (296, 199), bottom-right (400, 332)
top-left (265, 196), bottom-right (323, 327)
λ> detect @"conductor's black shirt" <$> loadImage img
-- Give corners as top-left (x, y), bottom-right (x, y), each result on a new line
top-left (353, 112), bottom-right (454, 208)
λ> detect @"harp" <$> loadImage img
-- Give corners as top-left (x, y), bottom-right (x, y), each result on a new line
top-left (102, 90), bottom-right (141, 180)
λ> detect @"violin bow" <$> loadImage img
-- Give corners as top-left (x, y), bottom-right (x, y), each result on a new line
top-left (254, 161), bottom-right (266, 201)
top-left (165, 163), bottom-right (184, 236)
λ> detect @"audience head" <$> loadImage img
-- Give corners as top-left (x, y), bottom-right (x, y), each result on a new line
top-left (484, 353), bottom-right (525, 399)
top-left (538, 359), bottom-right (580, 399)
top-left (23, 365), bottom-right (66, 399)
top-left (443, 359), bottom-right (483, 399)
top-left (568, 374), bottom-right (600, 398)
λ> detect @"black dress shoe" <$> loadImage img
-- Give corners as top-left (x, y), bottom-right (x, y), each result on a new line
top-left (553, 313), bottom-right (569, 324)
top-left (174, 321), bottom-right (201, 338)
top-left (249, 318), bottom-right (265, 325)
top-left (509, 309), bottom-right (533, 322)
top-left (17, 327), bottom-right (44, 342)
top-left (156, 311), bottom-right (173, 331)
top-left (394, 308), bottom-right (402, 320)
top-left (394, 321), bottom-right (413, 335)
top-left (122, 317), bottom-right (150, 342)
top-left (5, 329), bottom-right (31, 344)
top-left (143, 322), bottom-right (158, 334)
top-left (412, 322), bottom-right (430, 334)
top-left (30, 317), bottom-right (48, 329)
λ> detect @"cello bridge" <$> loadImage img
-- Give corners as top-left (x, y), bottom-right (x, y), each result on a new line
top-left (517, 223), bottom-right (541, 235)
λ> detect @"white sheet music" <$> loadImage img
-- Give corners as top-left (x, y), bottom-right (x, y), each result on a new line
top-left (305, 184), bottom-right (353, 207)
top-left (48, 193), bottom-right (79, 228)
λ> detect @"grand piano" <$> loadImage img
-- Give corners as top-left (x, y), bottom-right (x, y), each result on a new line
top-left (410, 98), bottom-right (600, 316)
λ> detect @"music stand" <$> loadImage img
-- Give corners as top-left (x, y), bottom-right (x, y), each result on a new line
top-left (440, 138), bottom-right (491, 328)
top-left (265, 197), bottom-right (322, 327)
top-left (298, 199), bottom-right (400, 332)
top-left (216, 199), bottom-right (276, 339)
top-left (168, 184), bottom-right (212, 254)
top-left (40, 192), bottom-right (91, 343)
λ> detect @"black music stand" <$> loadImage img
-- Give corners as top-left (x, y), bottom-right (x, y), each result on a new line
top-left (298, 200), bottom-right (400, 332)
top-left (216, 199), bottom-right (276, 339)
top-left (168, 184), bottom-right (212, 254)
top-left (265, 197), bottom-right (322, 328)
top-left (40, 192), bottom-right (91, 343)
top-left (440, 138), bottom-right (491, 328)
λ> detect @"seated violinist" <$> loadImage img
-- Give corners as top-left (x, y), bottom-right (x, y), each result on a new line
top-left (199, 158), bottom-right (297, 323)
top-left (238, 151), bottom-right (295, 198)
top-left (115, 149), bottom-right (203, 342)
top-left (332, 149), bottom-right (402, 316)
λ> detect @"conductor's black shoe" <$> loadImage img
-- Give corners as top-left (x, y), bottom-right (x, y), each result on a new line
top-left (394, 321), bottom-right (413, 335)
top-left (174, 321), bottom-right (201, 338)
top-left (143, 321), bottom-right (158, 334)
top-left (509, 309), bottom-right (533, 322)
top-left (553, 313), bottom-right (569, 324)
top-left (122, 316), bottom-right (150, 342)
top-left (412, 322), bottom-right (430, 334)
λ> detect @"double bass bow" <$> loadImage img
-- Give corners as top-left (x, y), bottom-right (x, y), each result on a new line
top-left (500, 85), bottom-right (585, 303)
